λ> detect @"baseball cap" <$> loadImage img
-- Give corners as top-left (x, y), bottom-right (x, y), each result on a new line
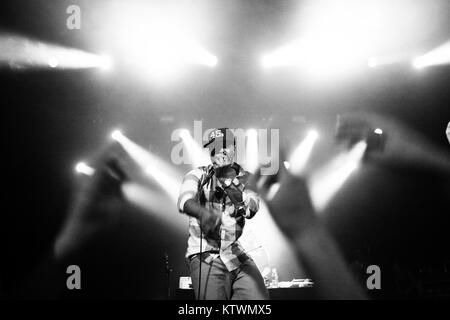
top-left (203, 128), bottom-right (236, 148)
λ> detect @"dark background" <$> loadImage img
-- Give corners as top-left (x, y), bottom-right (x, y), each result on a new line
top-left (1, 0), bottom-right (450, 299)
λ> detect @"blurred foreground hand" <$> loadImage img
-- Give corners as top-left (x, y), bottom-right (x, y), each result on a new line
top-left (250, 150), bottom-right (367, 299)
top-left (54, 142), bottom-right (130, 259)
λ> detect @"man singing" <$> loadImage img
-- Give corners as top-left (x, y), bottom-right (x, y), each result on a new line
top-left (177, 128), bottom-right (269, 300)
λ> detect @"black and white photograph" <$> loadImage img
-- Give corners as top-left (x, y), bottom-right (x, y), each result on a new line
top-left (1, 0), bottom-right (450, 306)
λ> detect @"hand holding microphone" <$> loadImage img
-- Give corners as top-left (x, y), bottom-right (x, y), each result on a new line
top-left (215, 165), bottom-right (258, 218)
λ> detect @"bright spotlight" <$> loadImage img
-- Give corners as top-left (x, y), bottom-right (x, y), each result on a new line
top-left (179, 129), bottom-right (190, 139)
top-left (412, 57), bottom-right (425, 69)
top-left (0, 33), bottom-right (117, 70)
top-left (101, 4), bottom-right (218, 83)
top-left (239, 202), bottom-right (304, 284)
top-left (75, 162), bottom-right (95, 176)
top-left (261, 43), bottom-right (302, 69)
top-left (367, 53), bottom-right (413, 69)
top-left (122, 182), bottom-right (187, 234)
top-left (48, 57), bottom-right (59, 68)
top-left (309, 141), bottom-right (367, 212)
top-left (176, 42), bottom-right (218, 68)
top-left (263, 0), bottom-right (436, 78)
top-left (199, 52), bottom-right (217, 68)
top-left (98, 54), bottom-right (113, 71)
top-left (309, 130), bottom-right (319, 140)
top-left (261, 55), bottom-right (273, 69)
top-left (374, 128), bottom-right (383, 135)
top-left (288, 129), bottom-right (319, 176)
top-left (266, 182), bottom-right (281, 202)
top-left (261, 37), bottom-right (362, 78)
top-left (112, 131), bottom-right (181, 202)
top-left (261, 55), bottom-right (271, 68)
top-left (111, 129), bottom-right (124, 141)
top-left (209, 56), bottom-right (218, 68)
top-left (245, 129), bottom-right (259, 174)
top-left (129, 37), bottom-right (217, 82)
top-left (178, 129), bottom-right (210, 168)
top-left (412, 41), bottom-right (450, 69)
top-left (368, 57), bottom-right (377, 68)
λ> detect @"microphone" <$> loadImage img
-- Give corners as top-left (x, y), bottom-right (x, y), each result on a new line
top-left (200, 167), bottom-right (215, 188)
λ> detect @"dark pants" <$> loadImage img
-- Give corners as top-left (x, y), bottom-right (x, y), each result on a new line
top-left (189, 255), bottom-right (269, 300)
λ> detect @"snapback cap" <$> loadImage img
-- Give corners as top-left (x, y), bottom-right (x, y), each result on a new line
top-left (203, 128), bottom-right (236, 148)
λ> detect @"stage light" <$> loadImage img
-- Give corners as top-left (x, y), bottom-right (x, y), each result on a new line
top-left (101, 3), bottom-right (218, 83)
top-left (125, 35), bottom-right (217, 83)
top-left (261, 37), bottom-right (362, 79)
top-left (263, 0), bottom-right (432, 79)
top-left (367, 53), bottom-right (414, 69)
top-left (0, 33), bottom-right (115, 70)
top-left (412, 41), bottom-right (450, 69)
top-left (412, 58), bottom-right (424, 69)
top-left (98, 54), bottom-right (113, 71)
top-left (111, 129), bottom-right (124, 142)
top-left (179, 129), bottom-right (190, 139)
top-left (178, 129), bottom-right (210, 168)
top-left (374, 128), bottom-right (383, 135)
top-left (246, 129), bottom-right (259, 174)
top-left (288, 130), bottom-right (319, 176)
top-left (206, 55), bottom-right (218, 68)
top-left (48, 57), bottom-right (59, 68)
top-left (261, 43), bottom-right (302, 69)
top-left (368, 57), bottom-right (377, 68)
top-left (75, 162), bottom-right (95, 176)
top-left (266, 182), bottom-right (281, 201)
top-left (239, 202), bottom-right (305, 282)
top-left (122, 182), bottom-right (187, 233)
top-left (112, 131), bottom-right (181, 203)
top-left (309, 141), bottom-right (367, 212)
top-left (188, 46), bottom-right (218, 67)
top-left (143, 166), bottom-right (181, 203)
top-left (309, 130), bottom-right (319, 140)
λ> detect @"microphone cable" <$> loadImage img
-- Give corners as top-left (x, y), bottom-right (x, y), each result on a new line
top-left (197, 166), bottom-right (215, 300)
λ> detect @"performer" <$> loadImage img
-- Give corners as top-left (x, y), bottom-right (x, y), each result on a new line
top-left (177, 128), bottom-right (269, 300)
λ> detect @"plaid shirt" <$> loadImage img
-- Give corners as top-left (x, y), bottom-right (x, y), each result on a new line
top-left (178, 163), bottom-right (260, 271)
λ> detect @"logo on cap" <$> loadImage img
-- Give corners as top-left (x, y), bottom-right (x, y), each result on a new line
top-left (209, 129), bottom-right (225, 140)
top-left (204, 128), bottom-right (235, 148)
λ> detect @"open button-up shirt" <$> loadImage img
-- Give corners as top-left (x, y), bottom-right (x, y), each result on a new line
top-left (178, 163), bottom-right (259, 271)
